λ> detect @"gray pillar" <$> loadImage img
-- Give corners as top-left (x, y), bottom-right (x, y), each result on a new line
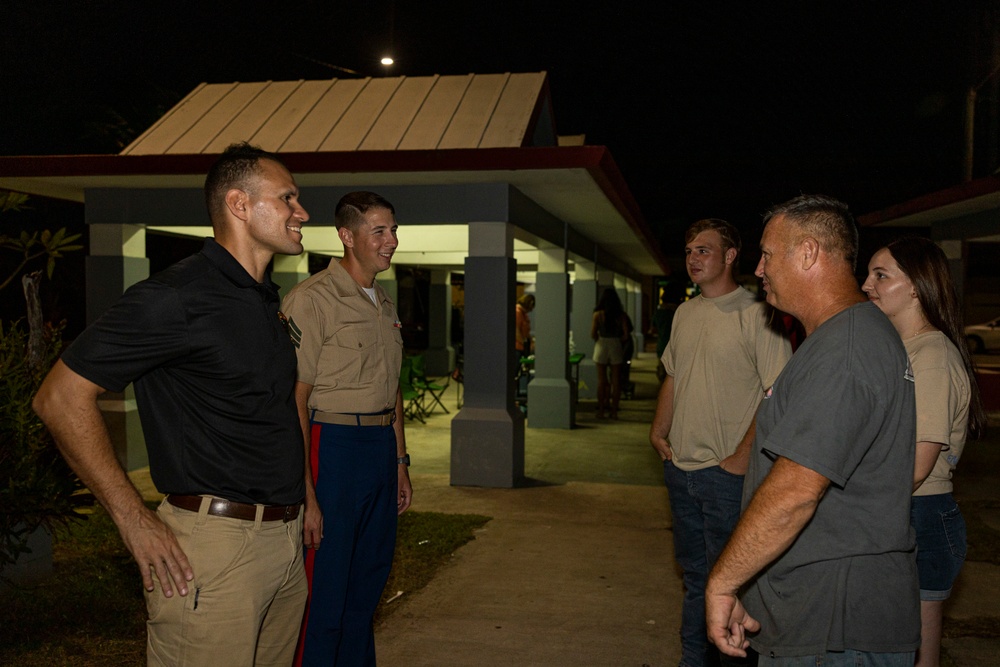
top-left (86, 224), bottom-right (149, 471)
top-left (451, 223), bottom-right (525, 488)
top-left (86, 225), bottom-right (149, 326)
top-left (615, 275), bottom-right (628, 328)
top-left (572, 261), bottom-right (598, 399)
top-left (627, 279), bottom-right (641, 354)
top-left (527, 248), bottom-right (574, 428)
top-left (273, 253), bottom-right (310, 299)
top-left (424, 269), bottom-right (455, 376)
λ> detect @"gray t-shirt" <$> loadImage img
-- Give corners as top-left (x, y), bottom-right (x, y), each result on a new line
top-left (741, 302), bottom-right (920, 656)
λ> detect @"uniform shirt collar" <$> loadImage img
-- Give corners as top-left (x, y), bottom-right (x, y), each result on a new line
top-left (325, 258), bottom-right (388, 303)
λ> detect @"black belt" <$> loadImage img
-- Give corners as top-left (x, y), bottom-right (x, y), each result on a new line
top-left (166, 495), bottom-right (301, 522)
top-left (311, 409), bottom-right (395, 427)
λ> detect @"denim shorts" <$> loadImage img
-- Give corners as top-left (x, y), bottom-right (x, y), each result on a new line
top-left (910, 493), bottom-right (966, 601)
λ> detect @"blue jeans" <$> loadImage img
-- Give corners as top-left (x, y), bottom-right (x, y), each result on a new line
top-left (911, 493), bottom-right (966, 601)
top-left (663, 460), bottom-right (745, 667)
top-left (757, 650), bottom-right (914, 666)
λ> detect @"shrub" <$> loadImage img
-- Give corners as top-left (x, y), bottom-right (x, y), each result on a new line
top-left (0, 319), bottom-right (89, 579)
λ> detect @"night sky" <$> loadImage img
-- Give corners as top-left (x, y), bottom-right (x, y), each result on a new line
top-left (3, 2), bottom-right (997, 253)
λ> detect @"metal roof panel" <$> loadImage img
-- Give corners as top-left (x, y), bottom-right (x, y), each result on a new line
top-left (359, 75), bottom-right (439, 151)
top-left (319, 77), bottom-right (403, 151)
top-left (398, 75), bottom-right (473, 150)
top-left (281, 78), bottom-right (368, 152)
top-left (123, 83), bottom-right (236, 155)
top-left (439, 73), bottom-right (509, 149)
top-left (480, 72), bottom-right (547, 148)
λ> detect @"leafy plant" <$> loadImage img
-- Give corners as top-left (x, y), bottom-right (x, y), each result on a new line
top-left (0, 191), bottom-right (84, 293)
top-left (0, 320), bottom-right (89, 579)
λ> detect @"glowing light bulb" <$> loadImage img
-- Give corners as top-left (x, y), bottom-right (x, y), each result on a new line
top-left (381, 57), bottom-right (394, 66)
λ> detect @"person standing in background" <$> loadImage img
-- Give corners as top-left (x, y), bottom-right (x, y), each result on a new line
top-left (862, 236), bottom-right (987, 667)
top-left (515, 293), bottom-right (535, 363)
top-left (591, 287), bottom-right (631, 419)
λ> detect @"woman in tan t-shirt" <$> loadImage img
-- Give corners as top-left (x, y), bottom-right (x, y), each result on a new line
top-left (862, 236), bottom-right (987, 667)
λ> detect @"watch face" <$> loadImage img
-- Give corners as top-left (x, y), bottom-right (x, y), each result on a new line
top-left (397, 455), bottom-right (410, 466)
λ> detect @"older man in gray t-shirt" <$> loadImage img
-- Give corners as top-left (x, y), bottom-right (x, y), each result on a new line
top-left (741, 302), bottom-right (919, 655)
top-left (706, 195), bottom-right (919, 666)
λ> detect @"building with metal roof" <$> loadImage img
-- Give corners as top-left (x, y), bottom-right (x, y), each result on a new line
top-left (0, 71), bottom-right (666, 487)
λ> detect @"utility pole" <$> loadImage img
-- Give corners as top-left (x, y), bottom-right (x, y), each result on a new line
top-left (963, 62), bottom-right (1000, 182)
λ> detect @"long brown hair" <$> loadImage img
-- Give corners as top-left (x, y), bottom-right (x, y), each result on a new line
top-left (887, 236), bottom-right (987, 440)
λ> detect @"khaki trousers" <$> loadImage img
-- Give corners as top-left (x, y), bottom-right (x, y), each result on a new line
top-left (146, 497), bottom-right (307, 666)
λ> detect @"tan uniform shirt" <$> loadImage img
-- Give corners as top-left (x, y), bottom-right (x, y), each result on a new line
top-left (281, 260), bottom-right (404, 414)
top-left (661, 287), bottom-right (791, 471)
top-left (906, 331), bottom-right (970, 496)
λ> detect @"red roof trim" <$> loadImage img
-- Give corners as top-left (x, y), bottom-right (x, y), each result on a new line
top-left (858, 175), bottom-right (1000, 227)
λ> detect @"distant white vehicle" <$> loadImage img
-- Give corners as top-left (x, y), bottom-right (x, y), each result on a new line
top-left (965, 316), bottom-right (1000, 353)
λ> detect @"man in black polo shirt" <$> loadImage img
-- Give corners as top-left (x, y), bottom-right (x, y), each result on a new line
top-left (34, 142), bottom-right (311, 666)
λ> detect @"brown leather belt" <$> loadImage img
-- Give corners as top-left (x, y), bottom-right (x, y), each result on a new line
top-left (311, 409), bottom-right (395, 427)
top-left (166, 494), bottom-right (301, 522)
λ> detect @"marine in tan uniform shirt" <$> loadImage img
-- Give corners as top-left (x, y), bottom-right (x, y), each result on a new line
top-left (281, 191), bottom-right (411, 666)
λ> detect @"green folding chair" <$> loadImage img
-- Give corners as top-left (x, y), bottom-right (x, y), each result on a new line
top-left (410, 353), bottom-right (450, 415)
top-left (399, 356), bottom-right (426, 423)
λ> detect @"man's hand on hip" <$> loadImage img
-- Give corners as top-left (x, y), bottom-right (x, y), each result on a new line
top-left (123, 506), bottom-right (194, 598)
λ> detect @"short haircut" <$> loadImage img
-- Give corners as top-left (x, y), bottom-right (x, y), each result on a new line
top-left (763, 194), bottom-right (858, 270)
top-left (204, 142), bottom-right (286, 222)
top-left (335, 191), bottom-right (396, 231)
top-left (517, 294), bottom-right (535, 309)
top-left (685, 218), bottom-right (741, 256)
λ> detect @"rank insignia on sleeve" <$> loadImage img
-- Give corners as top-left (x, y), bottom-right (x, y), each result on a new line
top-left (284, 314), bottom-right (302, 349)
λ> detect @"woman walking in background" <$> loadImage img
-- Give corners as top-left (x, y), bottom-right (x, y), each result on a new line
top-left (591, 288), bottom-right (630, 419)
top-left (862, 236), bottom-right (987, 667)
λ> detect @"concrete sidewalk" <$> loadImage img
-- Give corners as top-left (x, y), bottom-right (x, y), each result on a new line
top-left (376, 354), bottom-right (679, 666)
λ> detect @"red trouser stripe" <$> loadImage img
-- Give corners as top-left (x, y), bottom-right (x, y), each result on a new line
top-left (292, 422), bottom-right (323, 667)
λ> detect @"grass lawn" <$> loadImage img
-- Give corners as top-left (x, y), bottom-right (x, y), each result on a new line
top-left (0, 505), bottom-right (489, 666)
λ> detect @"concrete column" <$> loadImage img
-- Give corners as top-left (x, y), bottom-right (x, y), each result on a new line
top-left (527, 247), bottom-right (573, 428)
top-left (615, 274), bottom-right (628, 323)
top-left (627, 278), bottom-right (641, 351)
top-left (572, 261), bottom-right (598, 399)
top-left (597, 270), bottom-right (615, 294)
top-left (86, 224), bottom-right (149, 325)
top-left (451, 222), bottom-right (524, 488)
top-left (424, 269), bottom-right (455, 376)
top-left (86, 224), bottom-right (149, 471)
top-left (273, 252), bottom-right (310, 298)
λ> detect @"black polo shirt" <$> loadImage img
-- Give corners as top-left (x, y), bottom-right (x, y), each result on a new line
top-left (62, 239), bottom-right (304, 505)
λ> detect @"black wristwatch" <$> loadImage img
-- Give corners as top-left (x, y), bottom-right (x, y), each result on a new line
top-left (396, 454), bottom-right (411, 466)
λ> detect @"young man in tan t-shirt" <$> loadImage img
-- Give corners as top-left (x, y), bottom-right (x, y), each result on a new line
top-left (649, 218), bottom-right (790, 667)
